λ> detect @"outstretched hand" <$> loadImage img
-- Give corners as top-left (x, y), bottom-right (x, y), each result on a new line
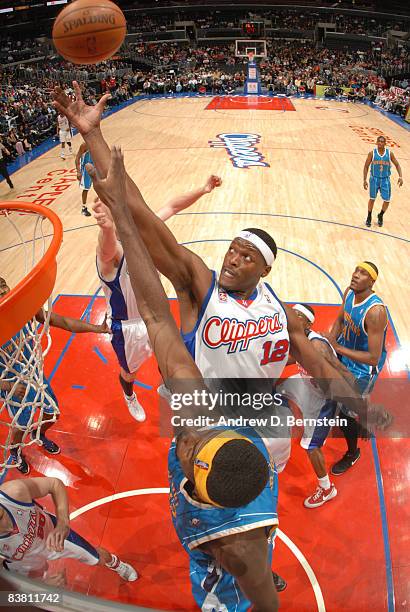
top-left (204, 175), bottom-right (222, 193)
top-left (92, 198), bottom-right (114, 230)
top-left (52, 81), bottom-right (110, 136)
top-left (86, 145), bottom-right (127, 210)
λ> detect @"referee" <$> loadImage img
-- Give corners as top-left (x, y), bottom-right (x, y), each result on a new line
top-left (0, 138), bottom-right (14, 189)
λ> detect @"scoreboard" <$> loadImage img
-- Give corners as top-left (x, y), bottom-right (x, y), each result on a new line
top-left (241, 21), bottom-right (264, 38)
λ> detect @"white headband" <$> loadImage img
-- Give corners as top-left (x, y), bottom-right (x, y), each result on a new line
top-left (293, 303), bottom-right (315, 323)
top-left (237, 231), bottom-right (275, 266)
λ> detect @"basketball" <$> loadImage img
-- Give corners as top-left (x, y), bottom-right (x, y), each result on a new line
top-left (52, 0), bottom-right (126, 65)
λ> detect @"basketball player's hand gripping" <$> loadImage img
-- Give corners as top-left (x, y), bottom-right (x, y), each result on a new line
top-left (86, 146), bottom-right (127, 211)
top-left (52, 81), bottom-right (110, 136)
top-left (46, 523), bottom-right (70, 553)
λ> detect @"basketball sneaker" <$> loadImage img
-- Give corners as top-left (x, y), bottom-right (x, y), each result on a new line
top-left (124, 393), bottom-right (146, 422)
top-left (331, 448), bottom-right (360, 475)
top-left (377, 212), bottom-right (384, 227)
top-left (304, 483), bottom-right (337, 508)
top-left (32, 433), bottom-right (61, 455)
top-left (10, 452), bottom-right (30, 475)
top-left (115, 560), bottom-right (138, 582)
top-left (272, 571), bottom-right (287, 592)
top-left (81, 206), bottom-right (91, 217)
top-left (60, 151), bottom-right (65, 159)
top-left (107, 555), bottom-right (138, 581)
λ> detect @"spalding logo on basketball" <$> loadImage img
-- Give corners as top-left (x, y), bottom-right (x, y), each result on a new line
top-left (52, 0), bottom-right (126, 65)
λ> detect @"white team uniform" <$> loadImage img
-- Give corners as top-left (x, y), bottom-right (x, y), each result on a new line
top-left (97, 256), bottom-right (152, 373)
top-left (58, 115), bottom-right (71, 143)
top-left (182, 271), bottom-right (291, 471)
top-left (279, 330), bottom-right (338, 450)
top-left (0, 490), bottom-right (99, 577)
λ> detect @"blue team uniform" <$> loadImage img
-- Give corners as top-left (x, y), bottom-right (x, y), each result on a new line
top-left (369, 147), bottom-right (391, 202)
top-left (337, 290), bottom-right (387, 395)
top-left (169, 428), bottom-right (278, 611)
top-left (0, 325), bottom-right (57, 426)
top-left (80, 150), bottom-right (93, 191)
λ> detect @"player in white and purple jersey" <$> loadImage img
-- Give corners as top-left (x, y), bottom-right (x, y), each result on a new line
top-left (0, 476), bottom-right (136, 583)
top-left (93, 176), bottom-right (222, 422)
top-left (280, 304), bottom-right (359, 508)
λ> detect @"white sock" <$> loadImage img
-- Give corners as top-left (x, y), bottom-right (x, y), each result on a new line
top-left (318, 474), bottom-right (331, 490)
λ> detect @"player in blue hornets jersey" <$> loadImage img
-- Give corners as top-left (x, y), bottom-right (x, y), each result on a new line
top-left (363, 135), bottom-right (403, 227)
top-left (0, 277), bottom-right (109, 475)
top-left (86, 147), bottom-right (392, 612)
top-left (328, 261), bottom-right (388, 475)
top-left (75, 142), bottom-right (94, 217)
top-left (169, 428), bottom-right (279, 611)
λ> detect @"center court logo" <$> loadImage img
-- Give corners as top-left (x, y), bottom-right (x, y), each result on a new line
top-left (209, 133), bottom-right (270, 169)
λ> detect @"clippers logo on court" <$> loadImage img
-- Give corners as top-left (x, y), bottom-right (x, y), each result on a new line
top-left (203, 314), bottom-right (283, 353)
top-left (209, 133), bottom-right (269, 169)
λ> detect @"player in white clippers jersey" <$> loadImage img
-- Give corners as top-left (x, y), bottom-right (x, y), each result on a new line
top-left (92, 175), bottom-right (222, 422)
top-left (0, 476), bottom-right (137, 583)
top-left (279, 305), bottom-right (359, 508)
top-left (56, 114), bottom-right (72, 160)
top-left (54, 84), bottom-right (390, 453)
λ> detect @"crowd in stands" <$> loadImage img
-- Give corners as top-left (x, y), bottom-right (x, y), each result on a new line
top-left (125, 8), bottom-right (408, 37)
top-left (0, 31), bottom-right (409, 165)
top-left (0, 38), bottom-right (46, 64)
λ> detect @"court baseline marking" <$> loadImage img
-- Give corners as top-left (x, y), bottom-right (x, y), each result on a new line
top-left (69, 488), bottom-right (326, 612)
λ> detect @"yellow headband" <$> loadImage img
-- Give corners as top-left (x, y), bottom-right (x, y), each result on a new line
top-left (194, 430), bottom-right (253, 507)
top-left (357, 262), bottom-right (378, 281)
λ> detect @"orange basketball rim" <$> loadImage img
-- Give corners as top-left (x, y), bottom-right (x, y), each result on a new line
top-left (0, 202), bottom-right (63, 346)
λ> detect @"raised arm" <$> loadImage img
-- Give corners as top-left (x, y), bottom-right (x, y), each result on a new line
top-left (86, 146), bottom-right (204, 387)
top-left (390, 151), bottom-right (403, 186)
top-left (156, 175), bottom-right (222, 222)
top-left (53, 83), bottom-right (212, 300)
top-left (363, 151), bottom-right (372, 190)
top-left (93, 199), bottom-right (123, 278)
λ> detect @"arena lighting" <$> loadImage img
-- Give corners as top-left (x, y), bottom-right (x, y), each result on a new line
top-left (47, 0), bottom-right (68, 5)
top-left (0, 7), bottom-right (13, 13)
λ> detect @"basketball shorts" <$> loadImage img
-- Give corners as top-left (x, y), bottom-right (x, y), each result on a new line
top-left (59, 130), bottom-right (71, 144)
top-left (80, 168), bottom-right (92, 191)
top-left (7, 375), bottom-right (57, 427)
top-left (111, 318), bottom-right (152, 374)
top-left (369, 176), bottom-right (391, 202)
top-left (300, 400), bottom-right (338, 450)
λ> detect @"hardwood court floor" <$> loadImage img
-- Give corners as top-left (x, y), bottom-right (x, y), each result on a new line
top-left (1, 96), bottom-right (409, 345)
top-left (1, 96), bottom-right (409, 611)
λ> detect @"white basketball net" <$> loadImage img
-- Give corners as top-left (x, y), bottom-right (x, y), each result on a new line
top-left (0, 210), bottom-right (59, 477)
